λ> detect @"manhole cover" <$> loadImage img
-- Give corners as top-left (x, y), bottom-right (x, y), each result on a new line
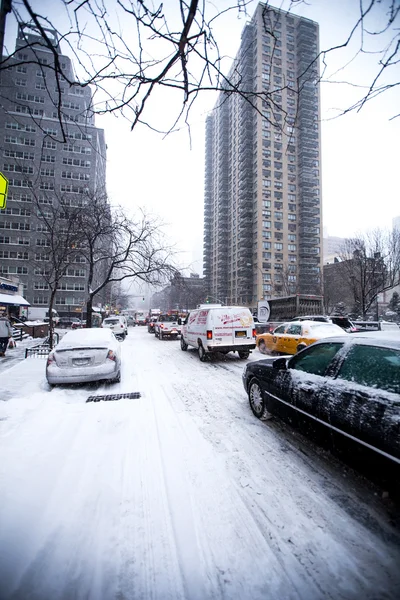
top-left (86, 392), bottom-right (141, 403)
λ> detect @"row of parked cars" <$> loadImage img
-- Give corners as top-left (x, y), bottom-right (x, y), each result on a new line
top-left (46, 306), bottom-right (399, 491)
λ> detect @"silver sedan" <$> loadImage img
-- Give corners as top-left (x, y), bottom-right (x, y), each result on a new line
top-left (46, 328), bottom-right (122, 386)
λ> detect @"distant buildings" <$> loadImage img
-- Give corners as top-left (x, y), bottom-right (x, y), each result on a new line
top-left (323, 235), bottom-right (346, 264)
top-left (203, 3), bottom-right (322, 307)
top-left (151, 273), bottom-right (206, 311)
top-left (0, 24), bottom-right (107, 314)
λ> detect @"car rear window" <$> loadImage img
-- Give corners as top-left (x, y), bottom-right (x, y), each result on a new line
top-left (105, 319), bottom-right (119, 325)
top-left (336, 344), bottom-right (400, 394)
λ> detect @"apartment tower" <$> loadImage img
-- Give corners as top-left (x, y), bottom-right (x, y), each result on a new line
top-left (204, 4), bottom-right (322, 306)
top-left (0, 24), bottom-right (106, 313)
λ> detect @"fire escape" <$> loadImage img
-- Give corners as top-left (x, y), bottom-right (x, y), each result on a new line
top-left (296, 20), bottom-right (321, 294)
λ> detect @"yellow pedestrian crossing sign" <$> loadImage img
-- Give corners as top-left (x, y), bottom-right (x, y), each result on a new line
top-left (0, 172), bottom-right (9, 209)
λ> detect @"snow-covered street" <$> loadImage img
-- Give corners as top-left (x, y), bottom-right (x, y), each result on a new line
top-left (0, 326), bottom-right (399, 600)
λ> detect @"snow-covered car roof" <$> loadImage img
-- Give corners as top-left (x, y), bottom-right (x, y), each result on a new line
top-left (311, 332), bottom-right (400, 349)
top-left (56, 328), bottom-right (116, 349)
top-left (286, 321), bottom-right (348, 337)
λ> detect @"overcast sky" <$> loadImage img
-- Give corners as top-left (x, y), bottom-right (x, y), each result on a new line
top-left (4, 0), bottom-right (400, 278)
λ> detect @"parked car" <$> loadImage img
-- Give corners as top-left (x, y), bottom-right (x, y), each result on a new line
top-left (180, 304), bottom-right (256, 361)
top-left (46, 328), bottom-right (121, 386)
top-left (353, 320), bottom-right (400, 332)
top-left (101, 316), bottom-right (128, 339)
top-left (243, 334), bottom-right (400, 466)
top-left (58, 317), bottom-right (81, 328)
top-left (291, 315), bottom-right (357, 332)
top-left (155, 313), bottom-right (181, 340)
top-left (147, 317), bottom-right (158, 333)
top-left (256, 320), bottom-right (348, 355)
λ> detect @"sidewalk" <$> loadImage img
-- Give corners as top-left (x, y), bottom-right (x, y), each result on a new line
top-left (0, 328), bottom-right (69, 377)
top-left (0, 337), bottom-right (44, 375)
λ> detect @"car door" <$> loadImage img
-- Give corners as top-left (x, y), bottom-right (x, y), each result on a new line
top-left (321, 343), bottom-right (400, 462)
top-left (282, 323), bottom-right (302, 354)
top-left (270, 324), bottom-right (286, 353)
top-left (268, 342), bottom-right (345, 422)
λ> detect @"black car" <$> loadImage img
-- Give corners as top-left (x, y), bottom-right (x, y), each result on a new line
top-left (242, 334), bottom-right (400, 467)
top-left (291, 315), bottom-right (357, 332)
top-left (58, 317), bottom-right (81, 328)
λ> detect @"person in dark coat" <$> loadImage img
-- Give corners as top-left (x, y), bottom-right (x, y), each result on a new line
top-left (0, 311), bottom-right (12, 357)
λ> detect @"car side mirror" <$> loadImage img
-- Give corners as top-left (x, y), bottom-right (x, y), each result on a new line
top-left (272, 357), bottom-right (288, 371)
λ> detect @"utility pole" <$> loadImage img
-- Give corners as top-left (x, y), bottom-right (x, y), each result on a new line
top-left (0, 0), bottom-right (12, 64)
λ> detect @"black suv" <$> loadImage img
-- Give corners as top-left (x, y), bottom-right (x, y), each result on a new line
top-left (291, 315), bottom-right (356, 332)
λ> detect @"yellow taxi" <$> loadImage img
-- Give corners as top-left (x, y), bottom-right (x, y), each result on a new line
top-left (256, 320), bottom-right (348, 355)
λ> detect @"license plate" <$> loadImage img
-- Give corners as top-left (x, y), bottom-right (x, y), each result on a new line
top-left (171, 329), bottom-right (178, 334)
top-left (235, 331), bottom-right (246, 338)
top-left (73, 358), bottom-right (90, 366)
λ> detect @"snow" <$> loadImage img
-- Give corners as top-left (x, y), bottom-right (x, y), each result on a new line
top-left (0, 327), bottom-right (399, 599)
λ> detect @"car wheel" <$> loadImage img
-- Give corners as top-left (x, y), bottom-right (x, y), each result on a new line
top-left (112, 370), bottom-right (121, 383)
top-left (198, 344), bottom-right (207, 362)
top-left (248, 379), bottom-right (272, 420)
top-left (296, 343), bottom-right (307, 353)
top-left (180, 337), bottom-right (188, 351)
top-left (258, 340), bottom-right (268, 355)
top-left (159, 330), bottom-right (163, 340)
top-left (238, 350), bottom-right (250, 359)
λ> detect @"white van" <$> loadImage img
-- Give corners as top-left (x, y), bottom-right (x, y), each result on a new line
top-left (180, 304), bottom-right (256, 361)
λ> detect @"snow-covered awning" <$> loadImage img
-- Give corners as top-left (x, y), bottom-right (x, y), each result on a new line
top-left (0, 293), bottom-right (30, 306)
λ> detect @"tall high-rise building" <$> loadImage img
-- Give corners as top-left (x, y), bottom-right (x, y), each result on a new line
top-left (0, 24), bottom-right (107, 313)
top-left (203, 4), bottom-right (322, 306)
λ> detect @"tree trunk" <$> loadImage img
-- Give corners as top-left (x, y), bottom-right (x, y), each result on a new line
top-left (86, 295), bottom-right (93, 328)
top-left (48, 290), bottom-right (57, 349)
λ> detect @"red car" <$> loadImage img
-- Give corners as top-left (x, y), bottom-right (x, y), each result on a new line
top-left (71, 320), bottom-right (86, 329)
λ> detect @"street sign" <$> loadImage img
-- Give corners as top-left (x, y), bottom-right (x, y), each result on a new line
top-left (0, 172), bottom-right (9, 209)
top-left (257, 300), bottom-right (270, 323)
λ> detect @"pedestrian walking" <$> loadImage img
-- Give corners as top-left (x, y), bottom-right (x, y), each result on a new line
top-left (0, 311), bottom-right (13, 357)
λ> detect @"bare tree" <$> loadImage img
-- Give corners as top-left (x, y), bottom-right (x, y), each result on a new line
top-left (75, 193), bottom-right (177, 327)
top-left (339, 228), bottom-right (400, 318)
top-left (30, 191), bottom-right (83, 347)
top-left (1, 0), bottom-right (398, 138)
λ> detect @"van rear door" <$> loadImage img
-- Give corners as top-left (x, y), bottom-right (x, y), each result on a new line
top-left (210, 308), bottom-right (254, 347)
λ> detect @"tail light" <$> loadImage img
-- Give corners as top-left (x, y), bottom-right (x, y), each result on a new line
top-left (47, 352), bottom-right (55, 366)
top-left (206, 330), bottom-right (213, 340)
top-left (107, 350), bottom-right (117, 362)
top-left (252, 328), bottom-right (256, 338)
top-left (160, 324), bottom-right (164, 329)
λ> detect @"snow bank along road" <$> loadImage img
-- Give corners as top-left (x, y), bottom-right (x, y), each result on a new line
top-left (0, 326), bottom-right (399, 600)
